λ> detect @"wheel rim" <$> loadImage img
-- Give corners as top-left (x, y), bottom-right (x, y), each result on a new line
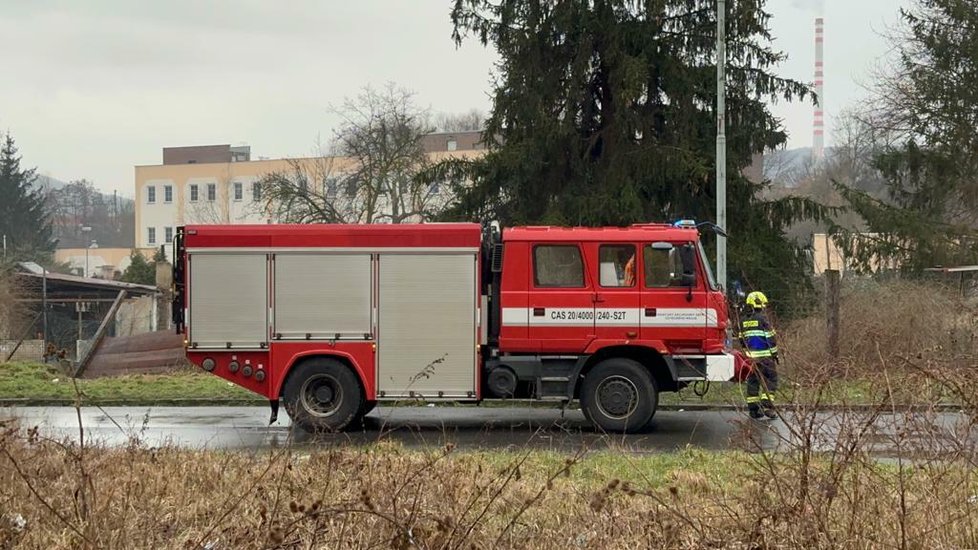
top-left (299, 374), bottom-right (344, 418)
top-left (595, 375), bottom-right (639, 419)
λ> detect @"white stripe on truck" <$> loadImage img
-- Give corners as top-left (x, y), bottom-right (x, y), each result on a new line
top-left (501, 307), bottom-right (718, 327)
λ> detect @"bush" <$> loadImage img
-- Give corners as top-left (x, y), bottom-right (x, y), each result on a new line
top-left (780, 277), bottom-right (978, 371)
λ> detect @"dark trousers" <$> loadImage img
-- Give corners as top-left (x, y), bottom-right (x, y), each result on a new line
top-left (746, 359), bottom-right (778, 411)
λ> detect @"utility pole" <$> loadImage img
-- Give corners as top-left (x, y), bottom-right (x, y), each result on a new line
top-left (716, 0), bottom-right (727, 291)
top-left (42, 267), bottom-right (48, 346)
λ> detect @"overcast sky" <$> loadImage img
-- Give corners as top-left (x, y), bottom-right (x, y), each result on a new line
top-left (0, 0), bottom-right (909, 196)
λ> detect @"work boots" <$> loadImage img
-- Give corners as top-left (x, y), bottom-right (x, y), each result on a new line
top-left (748, 403), bottom-right (777, 420)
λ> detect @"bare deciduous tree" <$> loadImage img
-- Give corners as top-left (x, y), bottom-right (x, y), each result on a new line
top-left (432, 109), bottom-right (485, 133)
top-left (256, 83), bottom-right (443, 224)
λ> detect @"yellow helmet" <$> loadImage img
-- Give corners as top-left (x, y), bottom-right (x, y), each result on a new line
top-left (746, 291), bottom-right (769, 309)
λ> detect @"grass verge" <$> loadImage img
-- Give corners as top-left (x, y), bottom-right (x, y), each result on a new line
top-left (0, 362), bottom-right (260, 404)
top-left (0, 360), bottom-right (965, 408)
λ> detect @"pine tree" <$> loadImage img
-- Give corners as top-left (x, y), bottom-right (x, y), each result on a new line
top-left (834, 0), bottom-right (978, 271)
top-left (438, 0), bottom-right (827, 308)
top-left (0, 132), bottom-right (56, 263)
top-left (120, 251), bottom-right (155, 285)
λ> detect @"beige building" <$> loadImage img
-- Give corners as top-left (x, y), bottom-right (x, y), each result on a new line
top-left (135, 134), bottom-right (487, 258)
top-left (811, 232), bottom-right (898, 274)
top-left (55, 247), bottom-right (153, 279)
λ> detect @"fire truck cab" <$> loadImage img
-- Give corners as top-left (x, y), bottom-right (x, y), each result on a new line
top-left (173, 221), bottom-right (734, 433)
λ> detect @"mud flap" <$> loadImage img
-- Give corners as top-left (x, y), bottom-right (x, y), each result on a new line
top-left (269, 399), bottom-right (279, 425)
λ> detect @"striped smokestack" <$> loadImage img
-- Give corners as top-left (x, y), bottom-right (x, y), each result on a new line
top-left (813, 16), bottom-right (825, 159)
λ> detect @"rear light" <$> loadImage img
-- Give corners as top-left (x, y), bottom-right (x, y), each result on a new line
top-left (254, 370), bottom-right (266, 382)
top-left (202, 358), bottom-right (215, 372)
top-left (242, 365), bottom-right (253, 377)
top-left (228, 360), bottom-right (240, 373)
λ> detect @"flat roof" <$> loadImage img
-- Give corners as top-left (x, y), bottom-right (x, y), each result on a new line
top-left (504, 225), bottom-right (700, 242)
top-left (183, 223), bottom-right (483, 249)
top-left (17, 271), bottom-right (159, 297)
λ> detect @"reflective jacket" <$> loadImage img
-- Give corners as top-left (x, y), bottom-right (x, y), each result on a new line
top-left (739, 310), bottom-right (778, 360)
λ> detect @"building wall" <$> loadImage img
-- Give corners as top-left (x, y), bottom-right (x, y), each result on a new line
top-left (811, 232), bottom-right (897, 274)
top-left (811, 233), bottom-right (848, 274)
top-left (0, 339), bottom-right (44, 362)
top-left (115, 295), bottom-right (156, 336)
top-left (135, 149), bottom-right (486, 257)
top-left (55, 247), bottom-right (152, 278)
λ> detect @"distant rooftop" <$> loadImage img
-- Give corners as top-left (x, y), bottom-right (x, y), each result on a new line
top-left (162, 144), bottom-right (251, 165)
top-left (157, 131), bottom-right (487, 167)
top-left (420, 130), bottom-right (485, 153)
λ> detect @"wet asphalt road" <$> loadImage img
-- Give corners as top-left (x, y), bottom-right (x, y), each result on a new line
top-left (1, 405), bottom-right (974, 457)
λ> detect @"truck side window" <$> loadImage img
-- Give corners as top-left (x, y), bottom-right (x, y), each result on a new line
top-left (533, 245), bottom-right (585, 287)
top-left (643, 245), bottom-right (685, 288)
top-left (598, 245), bottom-right (636, 287)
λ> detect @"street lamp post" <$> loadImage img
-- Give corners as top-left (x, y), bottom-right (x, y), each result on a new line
top-left (80, 226), bottom-right (92, 277)
top-left (85, 239), bottom-right (98, 278)
top-left (716, 0), bottom-right (727, 291)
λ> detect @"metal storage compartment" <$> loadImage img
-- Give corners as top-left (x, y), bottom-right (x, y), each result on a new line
top-left (378, 253), bottom-right (477, 398)
top-left (274, 254), bottom-right (372, 339)
top-left (189, 253), bottom-right (268, 348)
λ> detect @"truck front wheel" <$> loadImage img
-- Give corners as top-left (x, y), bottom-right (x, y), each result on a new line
top-left (284, 358), bottom-right (364, 433)
top-left (580, 358), bottom-right (657, 433)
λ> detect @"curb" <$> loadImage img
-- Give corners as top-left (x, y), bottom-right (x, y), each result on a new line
top-left (0, 398), bottom-right (264, 407)
top-left (658, 403), bottom-right (969, 413)
top-left (0, 399), bottom-right (969, 413)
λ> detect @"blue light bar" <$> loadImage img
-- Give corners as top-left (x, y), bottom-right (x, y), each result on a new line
top-left (672, 219), bottom-right (696, 228)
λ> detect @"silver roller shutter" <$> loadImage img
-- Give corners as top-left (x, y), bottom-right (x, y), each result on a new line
top-left (189, 253), bottom-right (268, 348)
top-left (378, 253), bottom-right (477, 398)
top-left (274, 254), bottom-right (371, 338)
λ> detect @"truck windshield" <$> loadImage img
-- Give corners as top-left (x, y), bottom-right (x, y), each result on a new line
top-left (697, 241), bottom-right (719, 290)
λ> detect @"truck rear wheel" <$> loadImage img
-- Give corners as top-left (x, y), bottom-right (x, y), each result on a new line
top-left (580, 358), bottom-right (657, 433)
top-left (284, 358), bottom-right (364, 433)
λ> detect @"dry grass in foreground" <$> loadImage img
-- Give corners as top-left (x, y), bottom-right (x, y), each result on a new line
top-left (4, 394), bottom-right (978, 550)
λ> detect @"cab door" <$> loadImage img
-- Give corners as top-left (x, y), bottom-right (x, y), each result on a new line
top-left (590, 242), bottom-right (641, 342)
top-left (526, 243), bottom-right (595, 353)
top-left (639, 242), bottom-right (708, 348)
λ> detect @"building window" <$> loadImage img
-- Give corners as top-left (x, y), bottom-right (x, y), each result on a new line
top-left (164, 185), bottom-right (173, 203)
top-left (447, 139), bottom-right (458, 151)
top-left (533, 245), bottom-right (584, 287)
top-left (147, 227), bottom-right (156, 245)
top-left (207, 183), bottom-right (216, 201)
top-left (325, 177), bottom-right (338, 199)
top-left (147, 186), bottom-right (156, 203)
top-left (165, 227), bottom-right (173, 243)
top-left (189, 184), bottom-right (199, 202)
top-left (252, 182), bottom-right (262, 201)
top-left (599, 245), bottom-right (636, 287)
top-left (233, 182), bottom-right (243, 201)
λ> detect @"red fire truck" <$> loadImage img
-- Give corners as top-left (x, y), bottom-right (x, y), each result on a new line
top-left (172, 221), bottom-right (734, 433)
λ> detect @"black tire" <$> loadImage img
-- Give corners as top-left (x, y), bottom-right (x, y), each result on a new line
top-left (283, 358), bottom-right (365, 433)
top-left (580, 358), bottom-right (658, 433)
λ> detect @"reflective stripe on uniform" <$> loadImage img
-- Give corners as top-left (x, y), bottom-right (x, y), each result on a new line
top-left (760, 393), bottom-right (775, 402)
top-left (746, 396), bottom-right (762, 404)
top-left (739, 330), bottom-right (767, 338)
top-left (746, 349), bottom-right (772, 358)
top-left (742, 320), bottom-right (760, 328)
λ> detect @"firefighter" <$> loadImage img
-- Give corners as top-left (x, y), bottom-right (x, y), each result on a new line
top-left (739, 291), bottom-right (779, 419)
